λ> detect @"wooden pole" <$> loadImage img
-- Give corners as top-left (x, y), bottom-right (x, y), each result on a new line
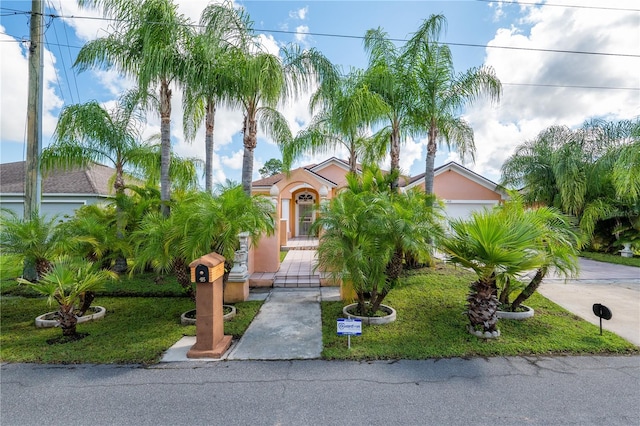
top-left (25, 0), bottom-right (44, 219)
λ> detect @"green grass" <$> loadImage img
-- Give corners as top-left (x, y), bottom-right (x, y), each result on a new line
top-left (280, 251), bottom-right (288, 262)
top-left (0, 296), bottom-right (262, 364)
top-left (321, 265), bottom-right (638, 360)
top-left (580, 251), bottom-right (640, 267)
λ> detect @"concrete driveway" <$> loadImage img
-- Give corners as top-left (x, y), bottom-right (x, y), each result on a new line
top-left (539, 258), bottom-right (640, 345)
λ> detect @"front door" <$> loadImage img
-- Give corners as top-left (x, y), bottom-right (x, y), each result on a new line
top-left (296, 192), bottom-right (315, 236)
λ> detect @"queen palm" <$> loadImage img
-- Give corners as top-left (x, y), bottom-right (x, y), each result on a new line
top-left (282, 69), bottom-right (388, 173)
top-left (404, 16), bottom-right (502, 195)
top-left (228, 44), bottom-right (338, 194)
top-left (182, 2), bottom-right (252, 192)
top-left (76, 0), bottom-right (193, 216)
top-left (501, 119), bottom-right (639, 250)
top-left (361, 27), bottom-right (419, 189)
top-left (42, 89), bottom-right (159, 272)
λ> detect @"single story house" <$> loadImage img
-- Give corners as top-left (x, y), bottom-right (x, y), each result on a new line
top-left (252, 157), bottom-right (508, 240)
top-left (0, 161), bottom-right (115, 218)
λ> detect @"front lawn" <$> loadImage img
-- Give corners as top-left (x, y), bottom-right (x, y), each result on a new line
top-left (0, 276), bottom-right (263, 364)
top-left (321, 265), bottom-right (638, 359)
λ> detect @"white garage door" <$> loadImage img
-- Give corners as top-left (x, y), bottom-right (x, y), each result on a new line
top-left (443, 200), bottom-right (499, 221)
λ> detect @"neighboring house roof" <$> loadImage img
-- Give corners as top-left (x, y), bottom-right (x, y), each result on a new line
top-left (0, 161), bottom-right (115, 195)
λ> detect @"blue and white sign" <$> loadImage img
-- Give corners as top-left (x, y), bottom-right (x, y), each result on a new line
top-left (337, 318), bottom-right (362, 336)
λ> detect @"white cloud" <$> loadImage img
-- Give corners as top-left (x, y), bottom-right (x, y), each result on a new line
top-left (289, 7), bottom-right (308, 20)
top-left (399, 137), bottom-right (424, 175)
top-left (222, 150), bottom-right (244, 170)
top-left (294, 25), bottom-right (310, 47)
top-left (463, 0), bottom-right (640, 183)
top-left (0, 29), bottom-right (63, 148)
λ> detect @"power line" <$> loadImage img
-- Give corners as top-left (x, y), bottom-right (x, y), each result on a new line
top-left (502, 82), bottom-right (640, 91)
top-left (475, 0), bottom-right (640, 12)
top-left (2, 8), bottom-right (638, 58)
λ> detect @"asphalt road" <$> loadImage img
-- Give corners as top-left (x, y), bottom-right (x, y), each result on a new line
top-left (2, 356), bottom-right (639, 426)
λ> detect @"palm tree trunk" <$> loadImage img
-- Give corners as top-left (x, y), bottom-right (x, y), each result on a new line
top-left (511, 268), bottom-right (546, 311)
top-left (242, 112), bottom-right (258, 195)
top-left (390, 123), bottom-right (401, 191)
top-left (113, 164), bottom-right (129, 272)
top-left (205, 99), bottom-right (216, 193)
top-left (160, 79), bottom-right (172, 217)
top-left (58, 305), bottom-right (78, 337)
top-left (424, 122), bottom-right (438, 195)
top-left (467, 277), bottom-right (499, 332)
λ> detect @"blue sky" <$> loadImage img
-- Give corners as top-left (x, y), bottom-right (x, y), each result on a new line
top-left (1, 0), bottom-right (638, 186)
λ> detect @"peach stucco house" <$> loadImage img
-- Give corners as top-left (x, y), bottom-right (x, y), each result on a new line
top-left (247, 157), bottom-right (507, 284)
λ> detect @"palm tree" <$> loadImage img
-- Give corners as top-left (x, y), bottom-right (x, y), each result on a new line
top-left (313, 168), bottom-right (443, 316)
top-left (501, 119), bottom-right (639, 251)
top-left (282, 69), bottom-right (388, 173)
top-left (404, 15), bottom-right (502, 195)
top-left (0, 209), bottom-right (67, 281)
top-left (227, 44), bottom-right (338, 194)
top-left (361, 25), bottom-right (420, 189)
top-left (496, 195), bottom-right (582, 311)
top-left (42, 89), bottom-right (157, 196)
top-left (76, 0), bottom-right (193, 216)
top-left (441, 207), bottom-right (546, 334)
top-left (131, 187), bottom-right (275, 299)
top-left (41, 89), bottom-right (161, 271)
top-left (18, 257), bottom-right (116, 337)
top-left (182, 2), bottom-right (253, 192)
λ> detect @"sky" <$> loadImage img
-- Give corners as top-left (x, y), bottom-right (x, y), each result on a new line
top-left (1, 0), bottom-right (639, 187)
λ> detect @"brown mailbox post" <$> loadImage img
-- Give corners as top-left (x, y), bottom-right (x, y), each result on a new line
top-left (187, 252), bottom-right (232, 359)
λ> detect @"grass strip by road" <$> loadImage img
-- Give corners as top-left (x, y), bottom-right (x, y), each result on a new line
top-left (0, 297), bottom-right (262, 364)
top-left (321, 265), bottom-right (638, 360)
top-left (580, 251), bottom-right (640, 268)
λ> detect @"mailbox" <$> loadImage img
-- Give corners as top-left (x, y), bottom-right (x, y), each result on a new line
top-left (195, 264), bottom-right (209, 283)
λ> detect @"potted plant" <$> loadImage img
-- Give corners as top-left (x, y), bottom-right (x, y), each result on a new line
top-left (18, 256), bottom-right (117, 340)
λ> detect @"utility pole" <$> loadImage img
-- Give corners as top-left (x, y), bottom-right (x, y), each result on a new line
top-left (23, 0), bottom-right (44, 281)
top-left (25, 0), bottom-right (44, 220)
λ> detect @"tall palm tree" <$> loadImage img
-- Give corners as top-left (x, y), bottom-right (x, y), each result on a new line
top-left (41, 89), bottom-right (156, 197)
top-left (182, 2), bottom-right (253, 192)
top-left (361, 26), bottom-right (419, 189)
top-left (227, 44), bottom-right (338, 194)
top-left (404, 16), bottom-right (502, 195)
top-left (282, 69), bottom-right (388, 173)
top-left (76, 0), bottom-right (193, 216)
